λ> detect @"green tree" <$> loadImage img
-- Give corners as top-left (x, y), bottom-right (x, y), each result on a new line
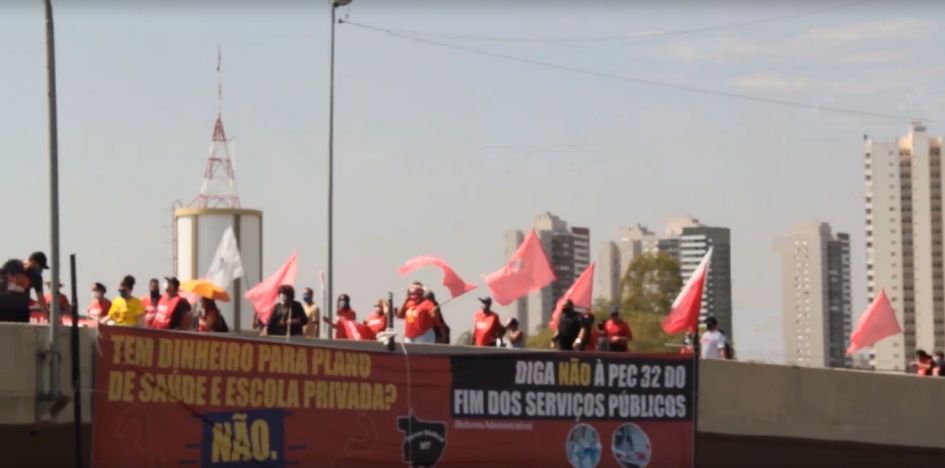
top-left (526, 253), bottom-right (686, 352)
top-left (621, 253), bottom-right (683, 316)
top-left (526, 328), bottom-right (555, 349)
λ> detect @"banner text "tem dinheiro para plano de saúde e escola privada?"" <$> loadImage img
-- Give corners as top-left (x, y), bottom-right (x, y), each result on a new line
top-left (450, 353), bottom-right (694, 421)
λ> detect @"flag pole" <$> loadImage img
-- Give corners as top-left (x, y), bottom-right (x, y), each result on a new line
top-left (691, 338), bottom-right (699, 468)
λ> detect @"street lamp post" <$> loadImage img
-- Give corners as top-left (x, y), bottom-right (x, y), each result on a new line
top-left (41, 0), bottom-right (66, 417)
top-left (327, 0), bottom-right (350, 339)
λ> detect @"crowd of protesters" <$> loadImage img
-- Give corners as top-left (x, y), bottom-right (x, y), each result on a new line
top-left (0, 250), bottom-right (734, 359)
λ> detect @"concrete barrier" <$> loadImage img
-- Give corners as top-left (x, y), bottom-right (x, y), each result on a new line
top-left (2, 323), bottom-right (944, 463)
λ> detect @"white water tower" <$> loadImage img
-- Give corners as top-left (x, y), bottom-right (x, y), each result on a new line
top-left (172, 48), bottom-right (263, 331)
top-left (174, 207), bottom-right (262, 331)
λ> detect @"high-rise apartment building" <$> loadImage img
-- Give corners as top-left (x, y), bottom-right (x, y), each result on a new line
top-left (505, 212), bottom-right (591, 333)
top-left (598, 216), bottom-right (733, 339)
top-left (864, 122), bottom-right (945, 371)
top-left (774, 222), bottom-right (852, 368)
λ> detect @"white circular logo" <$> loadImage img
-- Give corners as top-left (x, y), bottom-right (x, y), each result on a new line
top-left (612, 423), bottom-right (652, 468)
top-left (566, 423), bottom-right (601, 468)
top-left (510, 259), bottom-right (524, 273)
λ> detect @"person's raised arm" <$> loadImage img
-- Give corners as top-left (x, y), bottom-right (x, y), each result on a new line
top-left (396, 296), bottom-right (411, 319)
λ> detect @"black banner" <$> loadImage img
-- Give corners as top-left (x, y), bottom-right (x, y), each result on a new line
top-left (450, 352), bottom-right (694, 422)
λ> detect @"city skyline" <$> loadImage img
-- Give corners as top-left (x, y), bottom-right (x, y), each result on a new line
top-left (597, 216), bottom-right (733, 339)
top-left (4, 3), bottom-right (942, 346)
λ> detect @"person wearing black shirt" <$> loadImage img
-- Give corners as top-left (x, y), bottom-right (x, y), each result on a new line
top-left (0, 252), bottom-right (48, 323)
top-left (552, 300), bottom-right (584, 351)
top-left (266, 285), bottom-right (308, 337)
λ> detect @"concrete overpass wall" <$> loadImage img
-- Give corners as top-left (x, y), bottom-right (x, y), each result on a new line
top-left (1, 324), bottom-right (944, 465)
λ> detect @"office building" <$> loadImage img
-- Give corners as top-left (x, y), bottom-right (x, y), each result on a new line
top-left (864, 122), bottom-right (945, 371)
top-left (598, 216), bottom-right (733, 339)
top-left (506, 212), bottom-right (590, 333)
top-left (774, 222), bottom-right (853, 368)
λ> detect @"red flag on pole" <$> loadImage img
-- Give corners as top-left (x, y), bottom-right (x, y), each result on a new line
top-left (244, 252), bottom-right (298, 324)
top-left (340, 317), bottom-right (377, 341)
top-left (483, 229), bottom-right (556, 306)
top-left (847, 289), bottom-right (902, 355)
top-left (549, 263), bottom-right (595, 330)
top-left (661, 248), bottom-right (712, 335)
top-left (398, 256), bottom-right (477, 299)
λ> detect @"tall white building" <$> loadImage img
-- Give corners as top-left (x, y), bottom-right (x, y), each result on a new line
top-left (506, 212), bottom-right (591, 334)
top-left (598, 216), bottom-right (733, 339)
top-left (865, 122), bottom-right (945, 371)
top-left (774, 222), bottom-right (852, 368)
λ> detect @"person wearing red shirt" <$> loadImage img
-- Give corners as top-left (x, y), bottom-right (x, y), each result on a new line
top-left (323, 294), bottom-right (357, 339)
top-left (365, 300), bottom-right (389, 336)
top-left (473, 297), bottom-right (505, 347)
top-left (603, 306), bottom-right (633, 352)
top-left (397, 282), bottom-right (437, 344)
top-left (43, 281), bottom-right (71, 313)
top-left (576, 312), bottom-right (599, 351)
top-left (140, 279), bottom-right (160, 328)
top-left (87, 282), bottom-right (111, 321)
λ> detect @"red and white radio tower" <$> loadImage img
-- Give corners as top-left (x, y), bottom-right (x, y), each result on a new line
top-left (193, 46), bottom-right (240, 208)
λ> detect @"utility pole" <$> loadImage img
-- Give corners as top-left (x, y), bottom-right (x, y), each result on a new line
top-left (327, 0), bottom-right (351, 339)
top-left (40, 0), bottom-right (67, 420)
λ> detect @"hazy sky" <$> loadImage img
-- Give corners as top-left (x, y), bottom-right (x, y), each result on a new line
top-left (3, 1), bottom-right (943, 357)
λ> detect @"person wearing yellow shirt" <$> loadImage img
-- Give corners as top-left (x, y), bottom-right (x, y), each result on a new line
top-left (106, 275), bottom-right (145, 327)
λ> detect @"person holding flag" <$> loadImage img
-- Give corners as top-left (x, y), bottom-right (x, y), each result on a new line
top-left (323, 294), bottom-right (356, 339)
top-left (266, 285), bottom-right (308, 337)
top-left (364, 299), bottom-right (389, 336)
top-left (551, 299), bottom-right (584, 351)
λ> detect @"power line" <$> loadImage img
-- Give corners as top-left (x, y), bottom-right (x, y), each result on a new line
top-left (342, 20), bottom-right (940, 124)
top-left (355, 1), bottom-right (875, 43)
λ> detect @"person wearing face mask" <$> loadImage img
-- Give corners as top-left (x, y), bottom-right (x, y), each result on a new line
top-left (0, 251), bottom-right (49, 323)
top-left (197, 298), bottom-right (229, 333)
top-left (151, 277), bottom-right (193, 330)
top-left (301, 287), bottom-right (320, 338)
top-left (397, 282), bottom-right (438, 344)
top-left (106, 275), bottom-right (145, 326)
top-left (365, 299), bottom-right (389, 336)
top-left (140, 278), bottom-right (161, 328)
top-left (323, 294), bottom-right (357, 339)
top-left (87, 283), bottom-right (111, 322)
top-left (266, 285), bottom-right (308, 337)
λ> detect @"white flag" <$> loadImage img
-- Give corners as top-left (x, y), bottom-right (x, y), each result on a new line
top-left (205, 226), bottom-right (244, 288)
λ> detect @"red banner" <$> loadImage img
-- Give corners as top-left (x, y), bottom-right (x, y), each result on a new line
top-left (92, 327), bottom-right (693, 468)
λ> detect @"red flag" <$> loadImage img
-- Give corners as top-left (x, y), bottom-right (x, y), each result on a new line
top-left (847, 289), bottom-right (902, 355)
top-left (549, 263), bottom-right (595, 330)
top-left (244, 252), bottom-right (299, 324)
top-left (398, 256), bottom-right (477, 299)
top-left (340, 317), bottom-right (377, 341)
top-left (661, 248), bottom-right (712, 335)
top-left (484, 230), bottom-right (556, 306)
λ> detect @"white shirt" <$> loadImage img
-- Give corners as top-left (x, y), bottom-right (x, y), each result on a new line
top-left (700, 330), bottom-right (727, 360)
